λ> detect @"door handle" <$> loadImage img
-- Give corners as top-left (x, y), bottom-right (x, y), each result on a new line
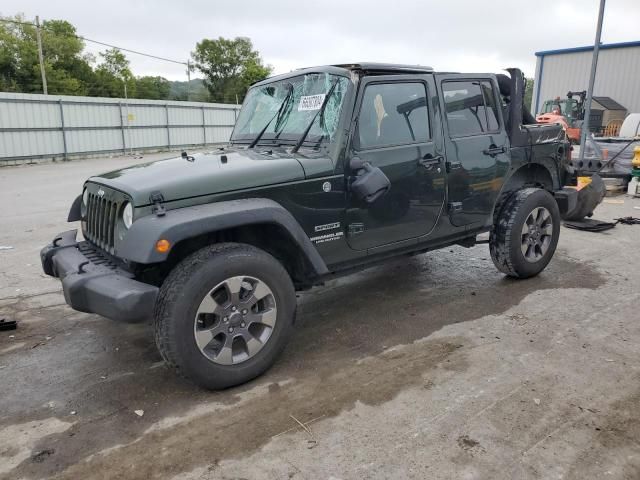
top-left (419, 154), bottom-right (443, 167)
top-left (483, 145), bottom-right (506, 157)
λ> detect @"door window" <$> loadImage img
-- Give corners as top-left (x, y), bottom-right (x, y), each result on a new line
top-left (358, 83), bottom-right (430, 149)
top-left (443, 80), bottom-right (501, 137)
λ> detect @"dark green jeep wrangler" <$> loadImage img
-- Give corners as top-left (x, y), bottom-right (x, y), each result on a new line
top-left (41, 64), bottom-right (594, 389)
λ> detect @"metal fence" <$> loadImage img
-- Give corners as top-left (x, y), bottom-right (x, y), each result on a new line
top-left (0, 92), bottom-right (240, 163)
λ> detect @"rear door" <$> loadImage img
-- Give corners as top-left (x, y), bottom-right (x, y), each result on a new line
top-left (436, 76), bottom-right (509, 227)
top-left (345, 75), bottom-right (446, 251)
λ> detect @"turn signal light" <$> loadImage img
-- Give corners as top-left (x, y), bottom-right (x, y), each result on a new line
top-left (155, 239), bottom-right (171, 253)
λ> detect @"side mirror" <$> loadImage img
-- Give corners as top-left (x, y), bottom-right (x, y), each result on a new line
top-left (350, 155), bottom-right (366, 171)
top-left (350, 158), bottom-right (391, 204)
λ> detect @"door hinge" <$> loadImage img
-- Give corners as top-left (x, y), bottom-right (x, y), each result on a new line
top-left (448, 202), bottom-right (463, 213)
top-left (348, 223), bottom-right (365, 235)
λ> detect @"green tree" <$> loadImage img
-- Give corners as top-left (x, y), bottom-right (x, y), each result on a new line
top-left (191, 36), bottom-right (271, 103)
top-left (169, 78), bottom-right (209, 102)
top-left (0, 17), bottom-right (22, 91)
top-left (0, 15), bottom-right (94, 94)
top-left (40, 19), bottom-right (94, 95)
top-left (135, 75), bottom-right (170, 99)
top-left (93, 48), bottom-right (136, 98)
top-left (525, 77), bottom-right (535, 112)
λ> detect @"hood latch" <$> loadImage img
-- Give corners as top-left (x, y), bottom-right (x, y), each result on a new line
top-left (149, 191), bottom-right (166, 217)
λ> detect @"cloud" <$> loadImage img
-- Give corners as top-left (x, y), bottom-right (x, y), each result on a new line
top-left (9, 0), bottom-right (639, 80)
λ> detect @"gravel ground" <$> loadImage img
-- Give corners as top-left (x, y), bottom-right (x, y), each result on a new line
top-left (1, 154), bottom-right (639, 480)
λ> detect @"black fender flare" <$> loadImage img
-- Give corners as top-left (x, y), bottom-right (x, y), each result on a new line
top-left (489, 162), bottom-right (557, 225)
top-left (68, 194), bottom-right (82, 222)
top-left (116, 198), bottom-right (329, 275)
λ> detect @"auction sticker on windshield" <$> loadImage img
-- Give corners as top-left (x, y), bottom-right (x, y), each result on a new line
top-left (298, 94), bottom-right (326, 111)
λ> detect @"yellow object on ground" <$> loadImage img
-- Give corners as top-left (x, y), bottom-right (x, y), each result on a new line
top-left (577, 176), bottom-right (592, 191)
top-left (633, 146), bottom-right (640, 169)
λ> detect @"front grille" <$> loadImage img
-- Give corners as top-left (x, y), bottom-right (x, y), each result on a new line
top-left (84, 192), bottom-right (120, 253)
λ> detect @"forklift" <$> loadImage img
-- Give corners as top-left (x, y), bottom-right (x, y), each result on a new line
top-left (536, 91), bottom-right (587, 144)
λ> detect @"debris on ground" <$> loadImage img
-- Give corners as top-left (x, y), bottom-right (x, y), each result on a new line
top-left (0, 245), bottom-right (14, 250)
top-left (288, 414), bottom-right (318, 449)
top-left (0, 318), bottom-right (17, 331)
top-left (564, 219), bottom-right (616, 232)
top-left (70, 411), bottom-right (77, 415)
top-left (564, 215), bottom-right (640, 232)
top-left (570, 403), bottom-right (599, 414)
top-left (31, 449), bottom-right (55, 463)
top-left (615, 216), bottom-right (640, 225)
top-left (273, 415), bottom-right (326, 439)
top-left (134, 410), bottom-right (144, 417)
top-left (457, 435), bottom-right (482, 451)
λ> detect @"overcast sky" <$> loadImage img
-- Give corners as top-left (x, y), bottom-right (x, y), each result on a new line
top-left (6, 0), bottom-right (640, 81)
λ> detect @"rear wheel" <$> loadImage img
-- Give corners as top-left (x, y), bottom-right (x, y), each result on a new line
top-left (490, 188), bottom-right (560, 278)
top-left (154, 243), bottom-right (296, 389)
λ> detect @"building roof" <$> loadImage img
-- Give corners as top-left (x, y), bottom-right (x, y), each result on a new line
top-left (592, 96), bottom-right (626, 111)
top-left (535, 40), bottom-right (640, 57)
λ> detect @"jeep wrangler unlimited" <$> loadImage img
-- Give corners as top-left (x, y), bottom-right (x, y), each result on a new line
top-left (41, 64), bottom-right (597, 389)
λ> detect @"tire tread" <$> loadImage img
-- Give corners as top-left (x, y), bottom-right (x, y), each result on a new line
top-left (154, 243), bottom-right (276, 382)
top-left (489, 188), bottom-right (557, 278)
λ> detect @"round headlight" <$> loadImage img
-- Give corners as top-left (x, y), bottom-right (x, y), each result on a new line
top-left (122, 202), bottom-right (133, 229)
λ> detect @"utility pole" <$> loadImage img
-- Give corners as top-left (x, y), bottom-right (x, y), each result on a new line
top-left (35, 15), bottom-right (48, 95)
top-left (186, 60), bottom-right (191, 101)
top-left (578, 0), bottom-right (606, 164)
top-left (124, 81), bottom-right (133, 155)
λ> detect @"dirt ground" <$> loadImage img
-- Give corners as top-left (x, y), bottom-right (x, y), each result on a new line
top-left (1, 154), bottom-right (639, 480)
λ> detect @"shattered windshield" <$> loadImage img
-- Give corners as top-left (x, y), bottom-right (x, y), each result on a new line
top-left (231, 73), bottom-right (350, 147)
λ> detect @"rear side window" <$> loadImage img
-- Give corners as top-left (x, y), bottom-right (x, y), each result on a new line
top-left (358, 82), bottom-right (430, 149)
top-left (481, 81), bottom-right (500, 131)
top-left (443, 80), bottom-right (501, 137)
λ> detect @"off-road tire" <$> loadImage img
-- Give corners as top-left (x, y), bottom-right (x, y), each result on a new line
top-left (490, 188), bottom-right (560, 278)
top-left (154, 243), bottom-right (296, 390)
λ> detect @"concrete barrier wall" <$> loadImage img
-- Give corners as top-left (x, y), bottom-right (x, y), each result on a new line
top-left (0, 92), bottom-right (240, 163)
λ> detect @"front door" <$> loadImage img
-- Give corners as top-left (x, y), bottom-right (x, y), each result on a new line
top-left (436, 76), bottom-right (510, 227)
top-left (345, 75), bottom-right (446, 251)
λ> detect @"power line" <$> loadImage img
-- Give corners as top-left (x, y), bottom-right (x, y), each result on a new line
top-left (0, 17), bottom-right (188, 66)
top-left (0, 16), bottom-right (235, 103)
top-left (78, 37), bottom-right (187, 65)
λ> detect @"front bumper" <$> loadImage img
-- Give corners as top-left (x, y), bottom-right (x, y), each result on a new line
top-left (40, 230), bottom-right (158, 323)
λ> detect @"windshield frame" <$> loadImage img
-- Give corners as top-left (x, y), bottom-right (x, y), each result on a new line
top-left (230, 68), bottom-right (355, 155)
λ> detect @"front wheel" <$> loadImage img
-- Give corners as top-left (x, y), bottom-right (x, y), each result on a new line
top-left (490, 188), bottom-right (560, 278)
top-left (154, 243), bottom-right (296, 390)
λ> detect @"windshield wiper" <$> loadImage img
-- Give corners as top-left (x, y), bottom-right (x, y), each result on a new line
top-left (248, 83), bottom-right (294, 149)
top-left (291, 79), bottom-right (339, 154)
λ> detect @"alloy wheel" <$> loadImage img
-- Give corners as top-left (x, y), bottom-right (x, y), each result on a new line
top-left (194, 275), bottom-right (277, 365)
top-left (520, 206), bottom-right (553, 263)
